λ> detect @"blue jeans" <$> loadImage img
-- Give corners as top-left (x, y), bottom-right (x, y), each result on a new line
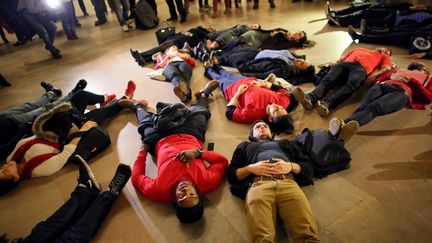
top-left (5, 92), bottom-right (56, 125)
top-left (345, 83), bottom-right (409, 126)
top-left (22, 187), bottom-right (116, 243)
top-left (108, 0), bottom-right (130, 25)
top-left (20, 12), bottom-right (57, 52)
top-left (59, 2), bottom-right (76, 36)
top-left (163, 61), bottom-right (193, 88)
top-left (308, 62), bottom-right (367, 109)
top-left (205, 65), bottom-right (245, 95)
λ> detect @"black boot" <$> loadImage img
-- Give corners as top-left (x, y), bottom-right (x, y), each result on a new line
top-left (40, 81), bottom-right (62, 96)
top-left (0, 74), bottom-right (11, 87)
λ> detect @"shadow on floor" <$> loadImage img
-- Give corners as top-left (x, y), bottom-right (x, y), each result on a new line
top-left (367, 161), bottom-right (432, 181)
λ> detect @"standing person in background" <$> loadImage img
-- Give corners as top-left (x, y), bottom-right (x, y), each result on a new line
top-left (59, 0), bottom-right (79, 40)
top-left (0, 0), bottom-right (33, 46)
top-left (252, 0), bottom-right (275, 10)
top-left (90, 0), bottom-right (108, 26)
top-left (75, 0), bottom-right (89, 16)
top-left (18, 0), bottom-right (62, 59)
top-left (165, 0), bottom-right (187, 23)
top-left (108, 0), bottom-right (131, 32)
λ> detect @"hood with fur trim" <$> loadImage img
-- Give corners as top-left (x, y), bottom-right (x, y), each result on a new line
top-left (32, 102), bottom-right (73, 143)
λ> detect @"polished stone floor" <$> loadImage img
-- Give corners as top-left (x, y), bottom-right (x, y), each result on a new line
top-left (0, 0), bottom-right (431, 242)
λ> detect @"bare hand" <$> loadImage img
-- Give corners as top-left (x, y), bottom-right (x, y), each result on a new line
top-left (80, 121), bottom-right (97, 131)
top-left (250, 81), bottom-right (267, 87)
top-left (271, 158), bottom-right (293, 174)
top-left (237, 84), bottom-right (249, 95)
top-left (174, 149), bottom-right (199, 163)
top-left (248, 161), bottom-right (277, 177)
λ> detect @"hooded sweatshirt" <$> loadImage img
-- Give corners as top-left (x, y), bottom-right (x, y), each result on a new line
top-left (7, 103), bottom-right (77, 178)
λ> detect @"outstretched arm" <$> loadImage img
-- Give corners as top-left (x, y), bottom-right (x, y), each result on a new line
top-left (131, 150), bottom-right (157, 198)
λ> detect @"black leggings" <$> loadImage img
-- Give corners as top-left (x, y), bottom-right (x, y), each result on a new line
top-left (70, 90), bottom-right (123, 125)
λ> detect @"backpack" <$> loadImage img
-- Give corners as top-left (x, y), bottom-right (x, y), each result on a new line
top-left (293, 128), bottom-right (351, 178)
top-left (152, 103), bottom-right (189, 131)
top-left (67, 126), bottom-right (111, 162)
top-left (133, 0), bottom-right (159, 30)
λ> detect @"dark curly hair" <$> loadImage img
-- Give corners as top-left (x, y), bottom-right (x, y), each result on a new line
top-left (0, 178), bottom-right (18, 196)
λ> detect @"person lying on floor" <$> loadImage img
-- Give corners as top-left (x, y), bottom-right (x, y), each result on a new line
top-left (227, 118), bottom-right (359, 243)
top-left (0, 81), bottom-right (142, 196)
top-left (130, 26), bottom-right (215, 66)
top-left (16, 155), bottom-right (131, 243)
top-left (153, 45), bottom-right (196, 103)
top-left (204, 24), bottom-right (262, 50)
top-left (0, 80), bottom-right (86, 163)
top-left (347, 21), bottom-right (432, 60)
top-left (203, 61), bottom-right (297, 134)
top-left (200, 25), bottom-right (308, 52)
top-left (325, 0), bottom-right (418, 27)
top-left (227, 120), bottom-right (319, 243)
top-left (202, 48), bottom-right (315, 82)
top-left (328, 61), bottom-right (432, 133)
top-left (292, 47), bottom-right (394, 117)
top-left (130, 84), bottom-right (228, 223)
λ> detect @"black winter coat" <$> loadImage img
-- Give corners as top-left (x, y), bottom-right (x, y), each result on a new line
top-left (227, 139), bottom-right (314, 199)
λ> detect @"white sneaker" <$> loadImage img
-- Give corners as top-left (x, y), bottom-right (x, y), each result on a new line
top-left (328, 117), bottom-right (343, 137)
top-left (122, 24), bottom-right (129, 32)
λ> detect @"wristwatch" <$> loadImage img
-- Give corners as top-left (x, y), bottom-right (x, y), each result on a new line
top-left (196, 148), bottom-right (204, 158)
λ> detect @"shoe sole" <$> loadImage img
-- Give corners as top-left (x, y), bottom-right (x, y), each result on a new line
top-left (316, 101), bottom-right (330, 117)
top-left (338, 121), bottom-right (359, 144)
top-left (292, 87), bottom-right (313, 110)
top-left (125, 81), bottom-right (136, 98)
top-left (328, 117), bottom-right (342, 137)
top-left (174, 82), bottom-right (189, 102)
top-left (197, 80), bottom-right (220, 97)
top-left (109, 164), bottom-right (132, 195)
top-left (75, 155), bottom-right (101, 191)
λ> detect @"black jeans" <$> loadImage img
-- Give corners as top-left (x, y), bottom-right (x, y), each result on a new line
top-left (162, 61), bottom-right (193, 88)
top-left (76, 0), bottom-right (89, 15)
top-left (345, 83), bottom-right (409, 126)
top-left (308, 62), bottom-right (367, 109)
top-left (70, 90), bottom-right (123, 125)
top-left (165, 0), bottom-right (186, 19)
top-left (137, 97), bottom-right (210, 154)
top-left (218, 47), bottom-right (259, 67)
top-left (139, 39), bottom-right (179, 63)
top-left (91, 0), bottom-right (107, 22)
top-left (22, 187), bottom-right (116, 243)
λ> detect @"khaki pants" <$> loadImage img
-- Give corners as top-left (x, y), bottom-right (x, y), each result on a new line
top-left (245, 178), bottom-right (319, 243)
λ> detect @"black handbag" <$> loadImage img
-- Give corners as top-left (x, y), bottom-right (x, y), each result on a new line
top-left (155, 22), bottom-right (176, 45)
top-left (152, 103), bottom-right (189, 131)
top-left (67, 126), bottom-right (111, 162)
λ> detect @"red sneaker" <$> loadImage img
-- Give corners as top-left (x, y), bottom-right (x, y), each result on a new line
top-left (100, 94), bottom-right (116, 106)
top-left (125, 80), bottom-right (136, 99)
